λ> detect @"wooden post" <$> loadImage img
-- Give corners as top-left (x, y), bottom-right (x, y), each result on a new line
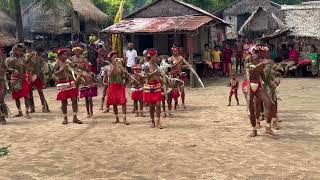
top-left (187, 34), bottom-right (195, 88)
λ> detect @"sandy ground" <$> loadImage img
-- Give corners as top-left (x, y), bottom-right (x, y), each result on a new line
top-left (0, 77), bottom-right (320, 180)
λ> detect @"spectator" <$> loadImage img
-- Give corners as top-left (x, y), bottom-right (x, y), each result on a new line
top-left (269, 44), bottom-right (277, 61)
top-left (308, 45), bottom-right (319, 77)
top-left (202, 44), bottom-right (213, 76)
top-left (125, 43), bottom-right (137, 74)
top-left (278, 44), bottom-right (288, 62)
top-left (222, 42), bottom-right (233, 77)
top-left (283, 44), bottom-right (299, 76)
top-left (212, 45), bottom-right (222, 75)
top-left (87, 43), bottom-right (98, 74)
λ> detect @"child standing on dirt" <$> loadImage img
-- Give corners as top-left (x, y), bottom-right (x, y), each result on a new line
top-left (228, 74), bottom-right (239, 106)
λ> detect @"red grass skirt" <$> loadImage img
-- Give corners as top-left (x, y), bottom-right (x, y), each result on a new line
top-left (31, 77), bottom-right (44, 90)
top-left (170, 89), bottom-right (180, 99)
top-left (143, 82), bottom-right (162, 105)
top-left (107, 83), bottom-right (127, 105)
top-left (80, 85), bottom-right (98, 98)
top-left (131, 91), bottom-right (143, 101)
top-left (56, 81), bottom-right (78, 101)
top-left (12, 79), bottom-right (30, 100)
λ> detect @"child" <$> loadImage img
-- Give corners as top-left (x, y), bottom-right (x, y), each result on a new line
top-left (212, 45), bottom-right (222, 75)
top-left (228, 74), bottom-right (239, 106)
top-left (130, 64), bottom-right (144, 117)
top-left (78, 63), bottom-right (98, 118)
top-left (167, 77), bottom-right (182, 116)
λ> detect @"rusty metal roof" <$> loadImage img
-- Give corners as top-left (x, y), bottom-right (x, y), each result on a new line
top-left (102, 15), bottom-right (213, 34)
top-left (0, 33), bottom-right (17, 47)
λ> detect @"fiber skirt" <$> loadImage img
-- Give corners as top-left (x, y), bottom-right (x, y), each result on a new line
top-left (56, 81), bottom-right (78, 101)
top-left (143, 82), bottom-right (162, 105)
top-left (12, 79), bottom-right (30, 100)
top-left (131, 91), bottom-right (143, 101)
top-left (80, 85), bottom-right (98, 98)
top-left (107, 83), bottom-right (127, 105)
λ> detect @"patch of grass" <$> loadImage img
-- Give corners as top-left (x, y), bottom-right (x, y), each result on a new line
top-left (0, 145), bottom-right (10, 157)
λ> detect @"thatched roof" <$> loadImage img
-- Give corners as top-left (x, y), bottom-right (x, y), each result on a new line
top-left (238, 6), bottom-right (286, 36)
top-left (281, 1), bottom-right (320, 39)
top-left (0, 33), bottom-right (17, 47)
top-left (0, 10), bottom-right (16, 32)
top-left (70, 0), bottom-right (108, 22)
top-left (22, 0), bottom-right (108, 34)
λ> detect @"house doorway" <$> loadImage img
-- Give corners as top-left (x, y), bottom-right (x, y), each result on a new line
top-left (139, 35), bottom-right (154, 53)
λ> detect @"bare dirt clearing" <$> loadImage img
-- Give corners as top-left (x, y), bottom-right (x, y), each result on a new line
top-left (0, 78), bottom-right (320, 180)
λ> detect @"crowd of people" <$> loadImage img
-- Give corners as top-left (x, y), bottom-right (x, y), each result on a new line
top-left (0, 41), bottom-right (190, 130)
top-left (201, 39), bottom-right (320, 78)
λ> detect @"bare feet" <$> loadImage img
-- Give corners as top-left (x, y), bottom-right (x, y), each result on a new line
top-left (25, 112), bottom-right (31, 119)
top-left (62, 118), bottom-right (68, 125)
top-left (259, 115), bottom-right (265, 121)
top-left (103, 109), bottom-right (109, 113)
top-left (272, 122), bottom-right (281, 130)
top-left (237, 102), bottom-right (240, 106)
top-left (72, 116), bottom-right (83, 124)
top-left (162, 112), bottom-right (167, 118)
top-left (0, 118), bottom-right (6, 125)
top-left (30, 108), bottom-right (36, 113)
top-left (248, 130), bottom-right (258, 137)
top-left (227, 104), bottom-right (231, 106)
top-left (256, 121), bottom-right (262, 129)
top-left (156, 119), bottom-right (163, 129)
top-left (13, 111), bottom-right (23, 118)
top-left (140, 112), bottom-right (145, 117)
top-left (168, 112), bottom-right (173, 118)
top-left (276, 117), bottom-right (282, 123)
top-left (135, 113), bottom-right (139, 117)
top-left (182, 104), bottom-right (186, 109)
top-left (112, 117), bottom-right (120, 124)
top-left (265, 127), bottom-right (278, 137)
top-left (87, 114), bottom-right (91, 118)
top-left (123, 118), bottom-right (130, 125)
top-left (42, 106), bottom-right (49, 113)
top-left (151, 120), bottom-right (155, 128)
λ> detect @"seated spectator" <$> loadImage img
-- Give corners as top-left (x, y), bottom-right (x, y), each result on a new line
top-left (308, 45), bottom-right (319, 77)
top-left (283, 45), bottom-right (299, 75)
top-left (202, 44), bottom-right (213, 76)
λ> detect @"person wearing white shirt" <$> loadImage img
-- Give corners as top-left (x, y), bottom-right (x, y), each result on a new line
top-left (125, 43), bottom-right (137, 73)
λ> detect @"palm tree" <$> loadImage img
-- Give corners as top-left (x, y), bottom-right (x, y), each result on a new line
top-left (14, 0), bottom-right (23, 42)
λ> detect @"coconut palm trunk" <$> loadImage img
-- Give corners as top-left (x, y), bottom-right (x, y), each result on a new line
top-left (14, 0), bottom-right (24, 42)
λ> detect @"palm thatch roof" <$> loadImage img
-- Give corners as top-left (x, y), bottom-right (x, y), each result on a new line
top-left (281, 1), bottom-right (320, 39)
top-left (0, 10), bottom-right (17, 46)
top-left (22, 0), bottom-right (108, 34)
top-left (0, 10), bottom-right (16, 32)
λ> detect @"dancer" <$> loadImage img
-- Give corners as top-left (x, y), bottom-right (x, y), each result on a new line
top-left (245, 45), bottom-right (276, 137)
top-left (0, 47), bottom-right (12, 125)
top-left (143, 49), bottom-right (163, 128)
top-left (106, 51), bottom-right (129, 125)
top-left (78, 63), bottom-right (98, 118)
top-left (169, 47), bottom-right (187, 109)
top-left (6, 44), bottom-right (31, 118)
top-left (54, 49), bottom-right (82, 125)
top-left (130, 64), bottom-right (144, 117)
top-left (25, 48), bottom-right (50, 113)
top-left (228, 74), bottom-right (239, 106)
top-left (167, 76), bottom-right (182, 116)
top-left (99, 60), bottom-right (110, 112)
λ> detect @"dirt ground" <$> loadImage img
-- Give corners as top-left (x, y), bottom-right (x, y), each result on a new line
top-left (0, 77), bottom-right (320, 180)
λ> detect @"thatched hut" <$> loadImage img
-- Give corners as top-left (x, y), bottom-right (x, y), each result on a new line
top-left (0, 10), bottom-right (17, 47)
top-left (261, 1), bottom-right (320, 59)
top-left (102, 0), bottom-right (229, 87)
top-left (22, 0), bottom-right (108, 47)
top-left (214, 0), bottom-right (282, 40)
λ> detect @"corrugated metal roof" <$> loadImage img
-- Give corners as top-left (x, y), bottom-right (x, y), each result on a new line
top-left (102, 15), bottom-right (212, 34)
top-left (0, 33), bottom-right (17, 47)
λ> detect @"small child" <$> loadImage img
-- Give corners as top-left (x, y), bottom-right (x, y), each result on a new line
top-left (78, 63), bottom-right (98, 118)
top-left (130, 64), bottom-right (144, 117)
top-left (228, 74), bottom-right (239, 106)
top-left (168, 77), bottom-right (181, 116)
top-left (212, 45), bottom-right (222, 75)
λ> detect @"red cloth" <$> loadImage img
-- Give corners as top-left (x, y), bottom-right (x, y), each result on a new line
top-left (143, 81), bottom-right (162, 105)
top-left (107, 83), bottom-right (127, 105)
top-left (12, 79), bottom-right (30, 100)
top-left (80, 85), bottom-right (98, 98)
top-left (230, 89), bottom-right (238, 97)
top-left (223, 48), bottom-right (233, 64)
top-left (298, 59), bottom-right (312, 66)
top-left (56, 81), bottom-right (79, 101)
top-left (170, 89), bottom-right (180, 99)
top-left (31, 77), bottom-right (44, 90)
top-left (131, 91), bottom-right (143, 101)
top-left (289, 49), bottom-right (299, 64)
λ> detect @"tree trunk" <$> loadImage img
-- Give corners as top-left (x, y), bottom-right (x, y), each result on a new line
top-left (14, 0), bottom-right (24, 42)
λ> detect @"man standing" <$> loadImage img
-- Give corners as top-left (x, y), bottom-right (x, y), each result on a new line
top-left (6, 44), bottom-right (31, 119)
top-left (54, 49), bottom-right (82, 125)
top-left (125, 43), bottom-right (137, 74)
top-left (222, 42), bottom-right (233, 77)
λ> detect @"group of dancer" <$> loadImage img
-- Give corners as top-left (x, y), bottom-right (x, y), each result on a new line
top-left (0, 44), bottom-right (188, 129)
